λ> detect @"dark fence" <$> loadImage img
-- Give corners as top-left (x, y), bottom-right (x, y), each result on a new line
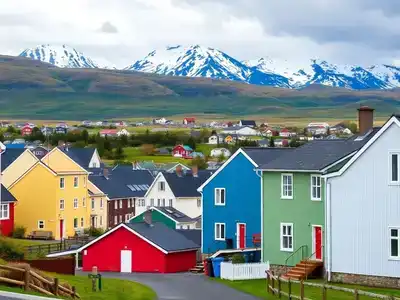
top-left (24, 236), bottom-right (91, 256)
top-left (18, 258), bottom-right (75, 275)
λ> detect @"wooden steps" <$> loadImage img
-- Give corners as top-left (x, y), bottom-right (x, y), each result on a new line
top-left (189, 263), bottom-right (204, 273)
top-left (282, 260), bottom-right (323, 280)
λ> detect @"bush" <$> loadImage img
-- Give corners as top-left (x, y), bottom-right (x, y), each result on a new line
top-left (231, 253), bottom-right (245, 264)
top-left (12, 226), bottom-right (27, 239)
top-left (0, 238), bottom-right (24, 261)
top-left (84, 227), bottom-right (105, 237)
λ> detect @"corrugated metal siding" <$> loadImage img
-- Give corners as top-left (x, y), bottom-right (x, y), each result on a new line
top-left (330, 123), bottom-right (400, 277)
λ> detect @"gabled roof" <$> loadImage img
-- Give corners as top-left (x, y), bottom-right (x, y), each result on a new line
top-left (240, 120), bottom-right (256, 126)
top-left (1, 184), bottom-right (16, 202)
top-left (0, 148), bottom-right (25, 171)
top-left (223, 126), bottom-right (255, 131)
top-left (260, 127), bottom-right (381, 171)
top-left (163, 170), bottom-right (211, 197)
top-left (175, 229), bottom-right (201, 247)
top-left (153, 207), bottom-right (194, 223)
top-left (60, 147), bottom-right (98, 170)
top-left (162, 162), bottom-right (190, 172)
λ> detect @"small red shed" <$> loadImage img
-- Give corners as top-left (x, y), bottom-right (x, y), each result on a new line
top-left (172, 145), bottom-right (193, 159)
top-left (21, 125), bottom-right (33, 136)
top-left (51, 221), bottom-right (199, 273)
top-left (0, 185), bottom-right (17, 236)
top-left (183, 117), bottom-right (195, 125)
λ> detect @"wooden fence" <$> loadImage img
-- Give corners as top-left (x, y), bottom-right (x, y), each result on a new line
top-left (0, 264), bottom-right (80, 298)
top-left (24, 237), bottom-right (91, 256)
top-left (18, 258), bottom-right (75, 275)
top-left (266, 271), bottom-right (399, 300)
top-left (221, 262), bottom-right (270, 281)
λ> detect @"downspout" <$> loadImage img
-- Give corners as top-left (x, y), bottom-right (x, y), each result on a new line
top-left (199, 190), bottom-right (204, 256)
top-left (255, 169), bottom-right (263, 262)
top-left (325, 177), bottom-right (332, 281)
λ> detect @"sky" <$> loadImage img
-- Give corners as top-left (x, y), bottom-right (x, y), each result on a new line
top-left (0, 0), bottom-right (399, 68)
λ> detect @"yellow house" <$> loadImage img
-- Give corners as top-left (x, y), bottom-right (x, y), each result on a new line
top-left (87, 181), bottom-right (108, 231)
top-left (9, 147), bottom-right (91, 240)
top-left (1, 149), bottom-right (38, 188)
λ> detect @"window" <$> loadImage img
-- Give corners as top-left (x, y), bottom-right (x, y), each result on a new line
top-left (114, 216), bottom-right (118, 225)
top-left (125, 214), bottom-right (130, 222)
top-left (119, 215), bottom-right (123, 223)
top-left (83, 177), bottom-right (86, 187)
top-left (114, 201), bottom-right (118, 210)
top-left (73, 218), bottom-right (78, 229)
top-left (0, 204), bottom-right (9, 220)
top-left (100, 216), bottom-right (103, 226)
top-left (157, 199), bottom-right (161, 207)
top-left (390, 153), bottom-right (400, 184)
top-left (215, 223), bottom-right (226, 241)
top-left (141, 199), bottom-right (145, 206)
top-left (82, 197), bottom-right (86, 207)
top-left (150, 199), bottom-right (154, 206)
top-left (280, 223), bottom-right (293, 251)
top-left (119, 200), bottom-right (123, 209)
top-left (162, 199), bottom-right (166, 207)
top-left (73, 176), bottom-right (79, 188)
top-left (59, 199), bottom-right (65, 210)
top-left (158, 181), bottom-right (165, 191)
top-left (73, 198), bottom-right (78, 209)
top-left (80, 217), bottom-right (84, 228)
top-left (91, 198), bottom-right (95, 210)
top-left (38, 220), bottom-right (45, 229)
top-left (281, 174), bottom-right (293, 199)
top-left (128, 199), bottom-right (131, 208)
top-left (100, 198), bottom-right (103, 209)
top-left (214, 188), bottom-right (226, 206)
top-left (311, 175), bottom-right (322, 201)
top-left (197, 198), bottom-right (201, 208)
top-left (169, 199), bottom-right (173, 207)
top-left (390, 227), bottom-right (400, 259)
top-left (60, 178), bottom-right (65, 189)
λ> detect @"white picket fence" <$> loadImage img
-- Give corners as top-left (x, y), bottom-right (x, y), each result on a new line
top-left (220, 261), bottom-right (270, 281)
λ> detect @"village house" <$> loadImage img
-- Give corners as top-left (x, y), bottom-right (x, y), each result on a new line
top-left (0, 184), bottom-right (17, 236)
top-left (99, 128), bottom-right (130, 137)
top-left (239, 120), bottom-right (257, 127)
top-left (21, 125), bottom-right (33, 136)
top-left (222, 126), bottom-right (260, 136)
top-left (210, 148), bottom-right (231, 158)
top-left (183, 117), bottom-right (196, 125)
top-left (172, 145), bottom-right (193, 159)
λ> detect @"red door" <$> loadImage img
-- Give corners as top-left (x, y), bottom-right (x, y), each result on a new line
top-left (238, 224), bottom-right (246, 248)
top-left (314, 226), bottom-right (322, 260)
top-left (59, 220), bottom-right (64, 240)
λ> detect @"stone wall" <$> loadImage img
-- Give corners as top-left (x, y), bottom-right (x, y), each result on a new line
top-left (269, 264), bottom-right (290, 276)
top-left (331, 272), bottom-right (400, 288)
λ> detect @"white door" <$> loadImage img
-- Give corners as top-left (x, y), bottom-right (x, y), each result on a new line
top-left (120, 250), bottom-right (132, 273)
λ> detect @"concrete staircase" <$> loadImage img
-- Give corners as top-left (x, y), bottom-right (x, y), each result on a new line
top-left (282, 260), bottom-right (323, 280)
top-left (189, 262), bottom-right (205, 273)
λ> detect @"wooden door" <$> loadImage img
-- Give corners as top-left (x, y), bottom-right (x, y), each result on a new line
top-left (120, 250), bottom-right (132, 273)
top-left (237, 223), bottom-right (246, 249)
top-left (314, 226), bottom-right (322, 260)
top-left (59, 220), bottom-right (64, 240)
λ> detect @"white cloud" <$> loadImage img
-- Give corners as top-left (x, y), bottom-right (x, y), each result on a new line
top-left (0, 0), bottom-right (399, 68)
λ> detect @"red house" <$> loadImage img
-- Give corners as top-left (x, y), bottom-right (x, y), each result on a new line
top-left (183, 117), bottom-right (195, 125)
top-left (172, 145), bottom-right (193, 159)
top-left (0, 185), bottom-right (16, 236)
top-left (48, 219), bottom-right (199, 273)
top-left (21, 125), bottom-right (33, 136)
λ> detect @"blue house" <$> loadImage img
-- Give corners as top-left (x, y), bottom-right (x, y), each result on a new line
top-left (198, 147), bottom-right (291, 255)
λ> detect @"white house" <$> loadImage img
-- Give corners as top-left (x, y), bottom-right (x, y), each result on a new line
top-left (222, 126), bottom-right (260, 136)
top-left (210, 148), bottom-right (231, 158)
top-left (323, 113), bottom-right (400, 287)
top-left (208, 135), bottom-right (219, 145)
top-left (138, 167), bottom-right (211, 219)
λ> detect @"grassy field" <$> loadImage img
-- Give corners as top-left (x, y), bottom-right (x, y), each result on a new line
top-left (213, 278), bottom-right (400, 300)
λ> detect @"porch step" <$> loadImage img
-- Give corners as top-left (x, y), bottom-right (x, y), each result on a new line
top-left (189, 263), bottom-right (204, 273)
top-left (283, 260), bottom-right (323, 280)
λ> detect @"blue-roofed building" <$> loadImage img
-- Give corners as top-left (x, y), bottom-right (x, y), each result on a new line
top-left (59, 147), bottom-right (102, 171)
top-left (198, 147), bottom-right (292, 255)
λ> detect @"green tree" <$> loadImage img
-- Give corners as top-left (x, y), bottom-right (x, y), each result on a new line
top-left (191, 156), bottom-right (208, 170)
top-left (348, 122), bottom-right (358, 133)
top-left (187, 136), bottom-right (196, 150)
top-left (96, 136), bottom-right (105, 157)
top-left (289, 138), bottom-right (301, 148)
top-left (269, 137), bottom-right (275, 148)
top-left (81, 129), bottom-right (89, 145)
top-left (217, 153), bottom-right (226, 162)
top-left (114, 145), bottom-right (125, 160)
top-left (120, 134), bottom-right (129, 147)
top-left (6, 126), bottom-right (15, 134)
top-left (0, 132), bottom-right (3, 142)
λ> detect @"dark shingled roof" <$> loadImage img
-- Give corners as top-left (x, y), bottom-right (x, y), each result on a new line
top-left (1, 185), bottom-right (16, 202)
top-left (0, 149), bottom-right (25, 171)
top-left (175, 229), bottom-right (201, 247)
top-left (126, 222), bottom-right (199, 252)
top-left (155, 207), bottom-right (193, 223)
top-left (260, 127), bottom-right (381, 171)
top-left (240, 120), bottom-right (256, 126)
top-left (242, 147), bottom-right (295, 166)
top-left (89, 168), bottom-right (154, 199)
top-left (163, 170), bottom-right (212, 197)
top-left (60, 147), bottom-right (100, 170)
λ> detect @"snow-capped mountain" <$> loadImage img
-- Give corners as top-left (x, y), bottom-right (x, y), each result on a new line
top-left (19, 44), bottom-right (99, 68)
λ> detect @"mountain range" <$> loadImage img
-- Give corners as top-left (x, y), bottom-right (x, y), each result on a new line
top-left (17, 44), bottom-right (400, 90)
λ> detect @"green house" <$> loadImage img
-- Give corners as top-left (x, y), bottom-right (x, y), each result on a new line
top-left (129, 206), bottom-right (199, 230)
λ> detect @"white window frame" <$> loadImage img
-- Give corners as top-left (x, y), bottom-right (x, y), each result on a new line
top-left (215, 223), bottom-right (226, 241)
top-left (114, 216), bottom-right (118, 225)
top-left (197, 198), bottom-right (201, 208)
top-left (214, 188), bottom-right (226, 206)
top-left (162, 199), bottom-right (166, 207)
top-left (151, 199), bottom-right (155, 206)
top-left (281, 174), bottom-right (293, 200)
top-left (82, 197), bottom-right (86, 207)
top-left (73, 176), bottom-right (79, 188)
top-left (280, 223), bottom-right (294, 252)
top-left (59, 199), bottom-right (65, 210)
top-left (127, 199), bottom-right (131, 208)
top-left (119, 200), bottom-right (123, 209)
top-left (310, 174), bottom-right (322, 201)
top-left (119, 215), bottom-right (123, 223)
top-left (168, 199), bottom-right (173, 207)
top-left (389, 152), bottom-right (400, 185)
top-left (158, 181), bottom-right (165, 191)
top-left (73, 198), bottom-right (78, 209)
top-left (60, 177), bottom-right (65, 189)
top-left (38, 220), bottom-right (45, 229)
top-left (91, 198), bottom-right (95, 210)
top-left (0, 204), bottom-right (9, 220)
top-left (73, 218), bottom-right (78, 229)
top-left (114, 201), bottom-right (118, 210)
top-left (80, 217), bottom-right (84, 228)
top-left (125, 214), bottom-right (130, 222)
top-left (100, 216), bottom-right (103, 226)
top-left (100, 198), bottom-right (103, 209)
top-left (389, 226), bottom-right (400, 260)
top-left (157, 199), bottom-right (161, 207)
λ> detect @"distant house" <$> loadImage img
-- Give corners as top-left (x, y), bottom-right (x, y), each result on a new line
top-left (55, 126), bottom-right (67, 134)
top-left (222, 126), bottom-right (260, 136)
top-left (0, 184), bottom-right (17, 236)
top-left (114, 121), bottom-right (127, 127)
top-left (189, 152), bottom-right (204, 159)
top-left (100, 129), bottom-right (130, 137)
top-left (183, 117), bottom-right (196, 125)
top-left (162, 162), bottom-right (190, 173)
top-left (31, 146), bottom-right (49, 159)
top-left (41, 127), bottom-right (53, 136)
top-left (274, 139), bottom-right (289, 147)
top-left (279, 128), bottom-right (295, 138)
top-left (172, 145), bottom-right (193, 159)
top-left (307, 126), bottom-right (328, 136)
top-left (239, 120), bottom-right (256, 127)
top-left (158, 148), bottom-right (170, 155)
top-left (257, 139), bottom-right (269, 148)
top-left (208, 135), bottom-right (219, 145)
top-left (210, 148), bottom-right (231, 158)
top-left (21, 125), bottom-right (33, 136)
top-left (56, 123), bottom-right (68, 129)
top-left (153, 118), bottom-right (167, 125)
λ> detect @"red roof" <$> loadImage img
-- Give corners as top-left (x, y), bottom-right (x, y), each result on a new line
top-left (184, 118), bottom-right (195, 121)
top-left (281, 128), bottom-right (289, 132)
top-left (100, 129), bottom-right (118, 134)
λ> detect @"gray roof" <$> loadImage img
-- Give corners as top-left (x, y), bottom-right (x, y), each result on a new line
top-left (242, 147), bottom-right (295, 166)
top-left (163, 170), bottom-right (212, 197)
top-left (126, 222), bottom-right (199, 252)
top-left (175, 229), bottom-right (201, 247)
top-left (240, 120), bottom-right (256, 126)
top-left (260, 127), bottom-right (380, 171)
top-left (89, 167), bottom-right (154, 199)
top-left (0, 148), bottom-right (25, 171)
top-left (60, 147), bottom-right (98, 170)
top-left (1, 185), bottom-right (16, 202)
top-left (155, 207), bottom-right (194, 223)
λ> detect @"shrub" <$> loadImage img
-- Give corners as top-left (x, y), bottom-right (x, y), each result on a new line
top-left (231, 253), bottom-right (245, 264)
top-left (84, 227), bottom-right (104, 237)
top-left (12, 225), bottom-right (27, 239)
top-left (0, 238), bottom-right (24, 261)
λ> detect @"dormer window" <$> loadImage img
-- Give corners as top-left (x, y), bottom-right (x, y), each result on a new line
top-left (390, 152), bottom-right (400, 184)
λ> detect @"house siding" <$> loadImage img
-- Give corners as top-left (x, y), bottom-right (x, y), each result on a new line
top-left (107, 198), bottom-right (135, 228)
top-left (175, 197), bottom-right (201, 219)
top-left (328, 122), bottom-right (400, 278)
top-left (0, 203), bottom-right (15, 236)
top-left (130, 210), bottom-right (176, 229)
top-left (2, 150), bottom-right (38, 188)
top-left (262, 172), bottom-right (324, 266)
top-left (202, 153), bottom-right (261, 254)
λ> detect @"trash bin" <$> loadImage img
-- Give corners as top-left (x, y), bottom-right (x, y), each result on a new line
top-left (212, 257), bottom-right (225, 278)
top-left (207, 258), bottom-right (214, 277)
top-left (243, 253), bottom-right (249, 263)
top-left (203, 259), bottom-right (209, 276)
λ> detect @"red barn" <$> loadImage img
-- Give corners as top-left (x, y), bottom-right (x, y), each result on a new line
top-left (49, 220), bottom-right (199, 273)
top-left (183, 117), bottom-right (195, 125)
top-left (172, 145), bottom-right (193, 159)
top-left (21, 125), bottom-right (33, 136)
top-left (0, 185), bottom-right (16, 236)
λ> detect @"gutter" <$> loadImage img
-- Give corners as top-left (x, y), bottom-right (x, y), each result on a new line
top-left (255, 169), bottom-right (263, 262)
top-left (325, 177), bottom-right (332, 281)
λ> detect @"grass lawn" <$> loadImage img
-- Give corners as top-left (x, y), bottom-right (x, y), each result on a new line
top-left (119, 147), bottom-right (189, 164)
top-left (213, 278), bottom-right (400, 300)
top-left (1, 237), bottom-right (59, 248)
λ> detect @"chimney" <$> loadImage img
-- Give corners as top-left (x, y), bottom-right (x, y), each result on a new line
top-left (358, 106), bottom-right (374, 135)
top-left (103, 168), bottom-right (109, 179)
top-left (176, 165), bottom-right (183, 177)
top-left (192, 165), bottom-right (198, 177)
top-left (143, 209), bottom-right (153, 226)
